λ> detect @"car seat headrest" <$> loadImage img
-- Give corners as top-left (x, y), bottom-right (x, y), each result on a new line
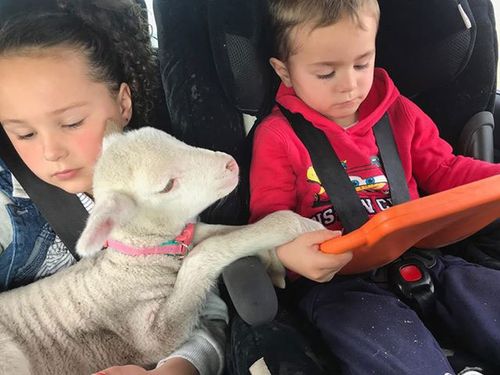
top-left (207, 0), bottom-right (478, 114)
top-left (208, 0), bottom-right (277, 118)
top-left (376, 0), bottom-right (476, 97)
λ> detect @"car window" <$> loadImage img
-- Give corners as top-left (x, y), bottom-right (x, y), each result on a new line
top-left (494, 0), bottom-right (500, 88)
top-left (144, 0), bottom-right (158, 48)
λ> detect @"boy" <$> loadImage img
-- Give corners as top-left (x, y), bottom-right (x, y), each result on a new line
top-left (249, 0), bottom-right (500, 373)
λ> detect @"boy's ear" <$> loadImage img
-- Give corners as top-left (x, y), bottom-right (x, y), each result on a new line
top-left (269, 57), bottom-right (293, 87)
top-left (76, 191), bottom-right (137, 258)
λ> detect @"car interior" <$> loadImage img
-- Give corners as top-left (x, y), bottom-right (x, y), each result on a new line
top-left (0, 0), bottom-right (499, 374)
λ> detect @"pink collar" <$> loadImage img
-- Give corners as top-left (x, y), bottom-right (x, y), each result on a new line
top-left (105, 223), bottom-right (195, 257)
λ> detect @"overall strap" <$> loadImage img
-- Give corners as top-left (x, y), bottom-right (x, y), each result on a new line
top-left (0, 128), bottom-right (86, 260)
top-left (278, 105), bottom-right (410, 233)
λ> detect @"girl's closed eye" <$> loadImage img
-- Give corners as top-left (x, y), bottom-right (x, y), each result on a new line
top-left (62, 119), bottom-right (84, 129)
top-left (17, 132), bottom-right (35, 140)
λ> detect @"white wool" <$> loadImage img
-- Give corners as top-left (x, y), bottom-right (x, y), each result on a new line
top-left (0, 127), bottom-right (323, 375)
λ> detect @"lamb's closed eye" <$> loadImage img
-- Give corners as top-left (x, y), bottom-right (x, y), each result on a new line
top-left (159, 178), bottom-right (176, 194)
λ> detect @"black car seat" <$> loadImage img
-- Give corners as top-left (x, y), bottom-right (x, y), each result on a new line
top-left (494, 92), bottom-right (500, 162)
top-left (154, 0), bottom-right (499, 308)
top-left (153, 0), bottom-right (280, 326)
top-left (375, 0), bottom-right (500, 273)
top-left (376, 0), bottom-right (497, 162)
top-left (154, 0), bottom-right (500, 373)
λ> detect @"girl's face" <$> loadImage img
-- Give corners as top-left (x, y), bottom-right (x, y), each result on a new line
top-left (0, 48), bottom-right (132, 194)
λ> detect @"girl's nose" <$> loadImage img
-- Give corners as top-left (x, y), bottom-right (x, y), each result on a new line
top-left (43, 138), bottom-right (68, 161)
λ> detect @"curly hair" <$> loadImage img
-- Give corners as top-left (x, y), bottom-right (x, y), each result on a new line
top-left (0, 0), bottom-right (159, 129)
top-left (269, 0), bottom-right (380, 60)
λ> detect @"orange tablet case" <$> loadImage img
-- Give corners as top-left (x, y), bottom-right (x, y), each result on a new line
top-left (320, 175), bottom-right (500, 274)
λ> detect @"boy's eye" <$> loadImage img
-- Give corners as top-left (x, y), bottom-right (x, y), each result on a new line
top-left (354, 63), bottom-right (369, 70)
top-left (317, 71), bottom-right (335, 80)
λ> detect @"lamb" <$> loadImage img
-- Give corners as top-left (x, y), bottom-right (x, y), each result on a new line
top-left (0, 127), bottom-right (323, 375)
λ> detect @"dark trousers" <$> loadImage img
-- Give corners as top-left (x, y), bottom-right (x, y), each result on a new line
top-left (227, 307), bottom-right (339, 375)
top-left (227, 255), bottom-right (500, 375)
top-left (227, 220), bottom-right (500, 375)
top-left (291, 255), bottom-right (500, 375)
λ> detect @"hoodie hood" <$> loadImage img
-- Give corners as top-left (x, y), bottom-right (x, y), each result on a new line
top-left (276, 68), bottom-right (400, 135)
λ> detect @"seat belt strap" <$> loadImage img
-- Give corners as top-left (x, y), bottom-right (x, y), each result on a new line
top-left (373, 114), bottom-right (410, 205)
top-left (277, 105), bottom-right (437, 319)
top-left (277, 104), bottom-right (369, 233)
top-left (0, 128), bottom-right (86, 260)
top-left (278, 105), bottom-right (411, 232)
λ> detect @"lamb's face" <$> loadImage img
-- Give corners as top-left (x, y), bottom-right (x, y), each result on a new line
top-left (94, 127), bottom-right (239, 226)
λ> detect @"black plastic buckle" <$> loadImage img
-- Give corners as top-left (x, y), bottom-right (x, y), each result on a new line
top-left (389, 257), bottom-right (434, 301)
top-left (385, 251), bottom-right (444, 329)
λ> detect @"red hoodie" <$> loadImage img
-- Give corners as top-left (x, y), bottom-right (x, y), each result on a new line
top-left (249, 68), bottom-right (500, 231)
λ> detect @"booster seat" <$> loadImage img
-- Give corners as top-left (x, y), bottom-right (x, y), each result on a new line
top-left (153, 0), bottom-right (500, 373)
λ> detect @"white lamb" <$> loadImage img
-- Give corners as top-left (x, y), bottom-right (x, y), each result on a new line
top-left (0, 127), bottom-right (323, 375)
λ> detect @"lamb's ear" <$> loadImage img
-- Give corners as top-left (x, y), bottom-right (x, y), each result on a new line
top-left (102, 131), bottom-right (123, 152)
top-left (101, 119), bottom-right (126, 152)
top-left (76, 192), bottom-right (137, 258)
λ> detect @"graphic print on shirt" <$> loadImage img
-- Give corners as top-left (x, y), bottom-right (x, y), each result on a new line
top-left (307, 156), bottom-right (393, 227)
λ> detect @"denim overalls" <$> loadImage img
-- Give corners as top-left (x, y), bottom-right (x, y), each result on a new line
top-left (0, 158), bottom-right (58, 291)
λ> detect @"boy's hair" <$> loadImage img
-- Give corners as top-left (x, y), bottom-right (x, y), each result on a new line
top-left (0, 0), bottom-right (159, 129)
top-left (269, 0), bottom-right (380, 60)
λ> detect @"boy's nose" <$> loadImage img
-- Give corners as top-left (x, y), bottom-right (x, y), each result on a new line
top-left (337, 70), bottom-right (356, 92)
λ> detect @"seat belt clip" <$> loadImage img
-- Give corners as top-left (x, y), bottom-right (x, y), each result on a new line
top-left (389, 258), bottom-right (434, 301)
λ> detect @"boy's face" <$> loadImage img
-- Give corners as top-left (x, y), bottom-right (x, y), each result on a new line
top-left (271, 13), bottom-right (378, 127)
top-left (0, 49), bottom-right (132, 194)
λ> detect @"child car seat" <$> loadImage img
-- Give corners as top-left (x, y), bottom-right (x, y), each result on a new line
top-left (153, 0), bottom-right (280, 325)
top-left (154, 0), bottom-right (500, 372)
top-left (494, 93), bottom-right (500, 161)
top-left (376, 0), bottom-right (497, 162)
top-left (376, 0), bottom-right (500, 271)
top-left (154, 0), bottom-right (499, 315)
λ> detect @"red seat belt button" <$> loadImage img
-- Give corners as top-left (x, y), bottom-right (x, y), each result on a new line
top-left (399, 265), bottom-right (423, 282)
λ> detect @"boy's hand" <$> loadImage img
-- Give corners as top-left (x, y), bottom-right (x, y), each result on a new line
top-left (93, 358), bottom-right (199, 375)
top-left (276, 229), bottom-right (353, 282)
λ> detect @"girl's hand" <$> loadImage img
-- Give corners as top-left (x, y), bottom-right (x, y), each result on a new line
top-left (93, 365), bottom-right (148, 375)
top-left (94, 358), bottom-right (199, 375)
top-left (276, 229), bottom-right (353, 282)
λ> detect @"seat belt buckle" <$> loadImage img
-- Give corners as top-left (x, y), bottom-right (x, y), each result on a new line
top-left (389, 258), bottom-right (434, 301)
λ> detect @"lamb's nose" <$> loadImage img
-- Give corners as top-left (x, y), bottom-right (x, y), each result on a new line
top-left (226, 159), bottom-right (239, 173)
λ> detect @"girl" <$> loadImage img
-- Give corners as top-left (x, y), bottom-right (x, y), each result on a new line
top-left (0, 1), bottom-right (227, 374)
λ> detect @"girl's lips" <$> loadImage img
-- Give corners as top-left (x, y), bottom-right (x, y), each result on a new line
top-left (53, 168), bottom-right (79, 180)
